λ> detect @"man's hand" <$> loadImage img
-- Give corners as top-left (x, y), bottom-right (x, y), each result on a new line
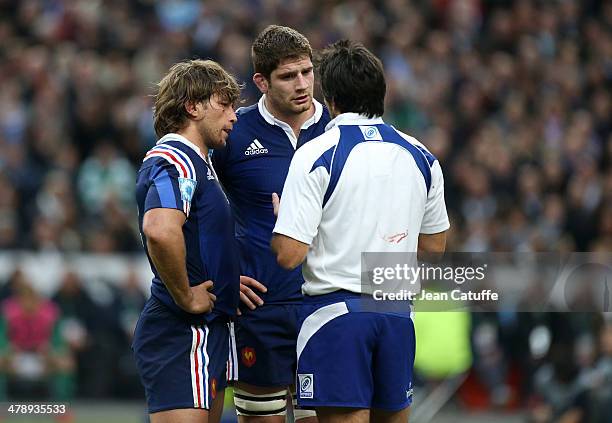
top-left (238, 276), bottom-right (267, 315)
top-left (178, 280), bottom-right (216, 314)
top-left (272, 192), bottom-right (280, 217)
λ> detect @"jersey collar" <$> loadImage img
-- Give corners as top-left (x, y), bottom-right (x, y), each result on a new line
top-left (325, 113), bottom-right (384, 132)
top-left (258, 95), bottom-right (324, 149)
top-left (157, 133), bottom-right (208, 161)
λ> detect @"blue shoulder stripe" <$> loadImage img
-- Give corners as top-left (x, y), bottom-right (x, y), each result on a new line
top-left (310, 145), bottom-right (336, 174)
top-left (375, 125), bottom-right (432, 192)
top-left (322, 126), bottom-right (364, 207)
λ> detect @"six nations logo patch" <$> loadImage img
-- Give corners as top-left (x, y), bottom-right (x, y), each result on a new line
top-left (178, 177), bottom-right (197, 203)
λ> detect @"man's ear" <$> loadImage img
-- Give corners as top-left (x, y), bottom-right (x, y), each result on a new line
top-left (253, 73), bottom-right (269, 94)
top-left (185, 100), bottom-right (205, 120)
top-left (184, 100), bottom-right (198, 119)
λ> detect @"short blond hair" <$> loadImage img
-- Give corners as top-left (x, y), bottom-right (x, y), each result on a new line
top-left (153, 59), bottom-right (241, 137)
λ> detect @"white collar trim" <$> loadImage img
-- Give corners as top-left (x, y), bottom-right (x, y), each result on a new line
top-left (257, 95), bottom-right (324, 149)
top-left (157, 133), bottom-right (206, 160)
top-left (257, 95), bottom-right (324, 128)
top-left (325, 113), bottom-right (384, 131)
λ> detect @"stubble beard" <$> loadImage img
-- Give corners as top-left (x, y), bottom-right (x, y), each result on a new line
top-left (200, 120), bottom-right (223, 150)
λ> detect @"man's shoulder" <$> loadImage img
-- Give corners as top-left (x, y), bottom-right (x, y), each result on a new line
top-left (141, 140), bottom-right (207, 181)
top-left (230, 103), bottom-right (274, 139)
top-left (236, 103), bottom-right (259, 118)
top-left (234, 103), bottom-right (266, 129)
top-left (295, 127), bottom-right (340, 162)
top-left (385, 126), bottom-right (438, 165)
top-left (391, 127), bottom-right (433, 155)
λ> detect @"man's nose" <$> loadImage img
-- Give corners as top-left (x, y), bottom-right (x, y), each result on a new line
top-left (228, 108), bottom-right (237, 123)
top-left (295, 73), bottom-right (309, 90)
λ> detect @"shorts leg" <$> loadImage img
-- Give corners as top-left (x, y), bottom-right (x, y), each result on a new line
top-left (205, 319), bottom-right (230, 407)
top-left (228, 304), bottom-right (298, 387)
top-left (371, 314), bottom-right (415, 410)
top-left (296, 303), bottom-right (375, 408)
top-left (296, 302), bottom-right (416, 410)
top-left (132, 298), bottom-right (228, 413)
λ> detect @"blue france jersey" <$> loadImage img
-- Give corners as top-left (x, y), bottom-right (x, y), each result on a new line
top-left (212, 97), bottom-right (330, 304)
top-left (136, 134), bottom-right (240, 322)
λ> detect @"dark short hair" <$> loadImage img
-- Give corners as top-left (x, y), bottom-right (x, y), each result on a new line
top-left (251, 25), bottom-right (312, 79)
top-left (153, 59), bottom-right (240, 138)
top-left (317, 40), bottom-right (386, 118)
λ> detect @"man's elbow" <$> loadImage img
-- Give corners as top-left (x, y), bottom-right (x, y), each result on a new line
top-left (143, 225), bottom-right (166, 247)
top-left (276, 252), bottom-right (301, 270)
top-left (271, 235), bottom-right (304, 270)
top-left (143, 219), bottom-right (173, 246)
top-left (418, 232), bottom-right (447, 255)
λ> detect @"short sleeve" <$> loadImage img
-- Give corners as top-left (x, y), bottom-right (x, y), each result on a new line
top-left (420, 160), bottom-right (450, 234)
top-left (273, 149), bottom-right (328, 244)
top-left (143, 160), bottom-right (193, 217)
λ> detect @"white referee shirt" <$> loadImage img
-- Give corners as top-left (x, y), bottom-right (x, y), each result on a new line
top-left (273, 113), bottom-right (450, 296)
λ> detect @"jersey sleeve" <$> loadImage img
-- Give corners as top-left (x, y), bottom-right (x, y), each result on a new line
top-left (420, 160), bottom-right (450, 234)
top-left (273, 149), bottom-right (328, 244)
top-left (141, 159), bottom-right (195, 217)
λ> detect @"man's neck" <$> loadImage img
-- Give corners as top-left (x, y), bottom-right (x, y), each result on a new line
top-left (177, 126), bottom-right (208, 158)
top-left (265, 96), bottom-right (315, 139)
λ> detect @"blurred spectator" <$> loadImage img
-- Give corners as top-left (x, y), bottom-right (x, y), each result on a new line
top-left (0, 269), bottom-right (74, 405)
top-left (117, 268), bottom-right (146, 342)
top-left (76, 142), bottom-right (135, 218)
top-left (115, 268), bottom-right (146, 398)
top-left (529, 342), bottom-right (588, 423)
top-left (52, 269), bottom-right (96, 397)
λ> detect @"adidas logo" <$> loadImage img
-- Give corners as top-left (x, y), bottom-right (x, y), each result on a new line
top-left (245, 139), bottom-right (268, 156)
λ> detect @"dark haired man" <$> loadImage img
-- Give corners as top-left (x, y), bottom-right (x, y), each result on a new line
top-left (272, 40), bottom-right (450, 423)
top-left (212, 25), bottom-right (329, 422)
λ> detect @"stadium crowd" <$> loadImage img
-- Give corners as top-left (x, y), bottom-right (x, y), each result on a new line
top-left (0, 0), bottom-right (610, 420)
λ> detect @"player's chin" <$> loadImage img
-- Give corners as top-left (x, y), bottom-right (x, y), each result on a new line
top-left (293, 101), bottom-right (312, 113)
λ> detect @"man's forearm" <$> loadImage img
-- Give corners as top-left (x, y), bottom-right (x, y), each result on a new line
top-left (271, 233), bottom-right (309, 269)
top-left (147, 230), bottom-right (192, 308)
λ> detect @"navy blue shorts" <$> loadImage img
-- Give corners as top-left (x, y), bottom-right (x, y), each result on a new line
top-left (227, 303), bottom-right (300, 387)
top-left (295, 292), bottom-right (415, 410)
top-left (133, 297), bottom-right (229, 413)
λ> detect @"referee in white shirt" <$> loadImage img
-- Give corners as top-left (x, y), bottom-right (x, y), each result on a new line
top-left (271, 40), bottom-right (449, 423)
